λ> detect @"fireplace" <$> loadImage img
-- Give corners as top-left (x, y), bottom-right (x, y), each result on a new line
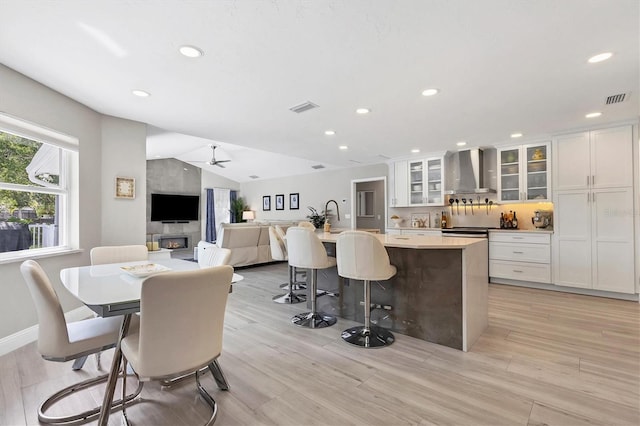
top-left (158, 234), bottom-right (190, 250)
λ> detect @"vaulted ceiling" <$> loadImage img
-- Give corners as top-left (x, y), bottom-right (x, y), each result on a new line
top-left (1, 0), bottom-right (637, 182)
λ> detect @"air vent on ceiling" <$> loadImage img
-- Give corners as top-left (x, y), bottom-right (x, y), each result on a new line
top-left (289, 101), bottom-right (319, 113)
top-left (606, 93), bottom-right (627, 104)
top-left (311, 164), bottom-right (325, 169)
top-left (349, 159), bottom-right (362, 164)
top-left (249, 175), bottom-right (260, 179)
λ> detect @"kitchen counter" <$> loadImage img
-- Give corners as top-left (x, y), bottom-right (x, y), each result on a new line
top-left (310, 231), bottom-right (488, 351)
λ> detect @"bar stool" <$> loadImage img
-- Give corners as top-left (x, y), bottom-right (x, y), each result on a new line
top-left (336, 231), bottom-right (396, 348)
top-left (286, 226), bottom-right (337, 328)
top-left (275, 225), bottom-right (306, 291)
top-left (269, 226), bottom-right (306, 304)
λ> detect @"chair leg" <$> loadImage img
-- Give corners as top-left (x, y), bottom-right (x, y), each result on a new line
top-left (121, 357), bottom-right (130, 426)
top-left (196, 368), bottom-right (220, 426)
top-left (341, 280), bottom-right (395, 348)
top-left (208, 359), bottom-right (230, 391)
top-left (273, 265), bottom-right (306, 304)
top-left (71, 355), bottom-right (88, 371)
top-left (291, 269), bottom-right (337, 328)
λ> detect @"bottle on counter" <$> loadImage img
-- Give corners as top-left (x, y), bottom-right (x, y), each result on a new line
top-left (323, 220), bottom-right (331, 233)
top-left (512, 211), bottom-right (518, 229)
top-left (500, 212), bottom-right (505, 229)
top-left (441, 211), bottom-right (447, 229)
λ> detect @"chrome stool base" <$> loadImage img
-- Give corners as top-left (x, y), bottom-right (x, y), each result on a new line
top-left (272, 292), bottom-right (306, 304)
top-left (291, 311), bottom-right (337, 328)
top-left (279, 282), bottom-right (306, 290)
top-left (341, 325), bottom-right (395, 348)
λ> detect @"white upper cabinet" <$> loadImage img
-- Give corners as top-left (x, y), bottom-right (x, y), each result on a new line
top-left (391, 156), bottom-right (445, 207)
top-left (497, 142), bottom-right (550, 203)
top-left (555, 125), bottom-right (633, 191)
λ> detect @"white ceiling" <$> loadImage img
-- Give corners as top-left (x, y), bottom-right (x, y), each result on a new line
top-left (1, 0), bottom-right (638, 182)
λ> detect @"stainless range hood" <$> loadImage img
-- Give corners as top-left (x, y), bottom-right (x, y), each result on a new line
top-left (445, 148), bottom-right (496, 194)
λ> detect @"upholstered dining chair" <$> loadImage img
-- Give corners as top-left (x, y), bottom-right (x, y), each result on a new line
top-left (198, 246), bottom-right (232, 268)
top-left (119, 265), bottom-right (234, 425)
top-left (297, 221), bottom-right (316, 230)
top-left (275, 225), bottom-right (306, 290)
top-left (20, 260), bottom-right (142, 424)
top-left (90, 244), bottom-right (148, 265)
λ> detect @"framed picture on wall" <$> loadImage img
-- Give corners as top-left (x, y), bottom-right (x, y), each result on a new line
top-left (262, 195), bottom-right (271, 211)
top-left (115, 176), bottom-right (135, 199)
top-left (289, 193), bottom-right (299, 210)
top-left (275, 194), bottom-right (284, 210)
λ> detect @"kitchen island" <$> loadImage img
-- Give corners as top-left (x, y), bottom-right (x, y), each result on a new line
top-left (313, 232), bottom-right (488, 351)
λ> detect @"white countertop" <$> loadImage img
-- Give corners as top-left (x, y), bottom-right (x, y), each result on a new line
top-left (318, 231), bottom-right (484, 249)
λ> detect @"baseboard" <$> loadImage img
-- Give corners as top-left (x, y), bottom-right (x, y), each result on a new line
top-left (0, 306), bottom-right (94, 357)
top-left (490, 278), bottom-right (639, 301)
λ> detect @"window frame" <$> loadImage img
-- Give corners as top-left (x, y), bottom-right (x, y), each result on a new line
top-left (0, 113), bottom-right (78, 262)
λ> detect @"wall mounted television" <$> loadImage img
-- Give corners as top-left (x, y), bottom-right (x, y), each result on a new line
top-left (150, 193), bottom-right (200, 222)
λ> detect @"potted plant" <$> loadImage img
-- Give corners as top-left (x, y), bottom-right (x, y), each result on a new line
top-left (306, 206), bottom-right (331, 229)
top-left (230, 197), bottom-right (248, 223)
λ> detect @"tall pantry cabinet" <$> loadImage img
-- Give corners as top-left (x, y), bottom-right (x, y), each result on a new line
top-left (552, 125), bottom-right (635, 294)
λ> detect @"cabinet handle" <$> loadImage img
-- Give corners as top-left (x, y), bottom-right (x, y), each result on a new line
top-left (512, 236), bottom-right (524, 240)
top-left (593, 192), bottom-right (596, 203)
top-left (513, 251), bottom-right (524, 254)
top-left (587, 193), bottom-right (590, 202)
top-left (592, 175), bottom-right (595, 185)
top-left (512, 270), bottom-right (524, 273)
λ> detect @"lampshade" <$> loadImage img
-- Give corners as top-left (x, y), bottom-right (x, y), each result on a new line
top-left (242, 210), bottom-right (255, 220)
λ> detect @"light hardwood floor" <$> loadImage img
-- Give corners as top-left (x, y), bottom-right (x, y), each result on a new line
top-left (1, 262), bottom-right (638, 426)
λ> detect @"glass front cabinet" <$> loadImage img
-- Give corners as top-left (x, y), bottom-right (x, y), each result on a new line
top-left (498, 142), bottom-right (550, 202)
top-left (394, 156), bottom-right (444, 207)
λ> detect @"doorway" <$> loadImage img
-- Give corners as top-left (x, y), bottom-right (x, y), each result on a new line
top-left (350, 177), bottom-right (387, 233)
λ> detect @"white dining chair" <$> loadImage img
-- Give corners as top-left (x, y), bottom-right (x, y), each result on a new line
top-left (20, 260), bottom-right (142, 424)
top-left (90, 244), bottom-right (148, 265)
top-left (119, 265), bottom-right (234, 425)
top-left (198, 245), bottom-right (232, 268)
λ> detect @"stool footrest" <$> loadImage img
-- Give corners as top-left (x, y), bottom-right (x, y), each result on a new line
top-left (291, 311), bottom-right (337, 328)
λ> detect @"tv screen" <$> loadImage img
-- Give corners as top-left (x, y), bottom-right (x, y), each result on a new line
top-left (151, 193), bottom-right (200, 222)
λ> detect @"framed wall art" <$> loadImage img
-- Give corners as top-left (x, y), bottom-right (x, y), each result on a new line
top-left (289, 193), bottom-right (299, 210)
top-left (262, 195), bottom-right (271, 211)
top-left (275, 194), bottom-right (284, 210)
top-left (115, 176), bottom-right (135, 199)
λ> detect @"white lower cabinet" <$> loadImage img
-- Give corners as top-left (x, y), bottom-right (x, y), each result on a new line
top-left (489, 232), bottom-right (551, 283)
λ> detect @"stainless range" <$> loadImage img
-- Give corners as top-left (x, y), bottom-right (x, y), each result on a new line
top-left (441, 227), bottom-right (496, 239)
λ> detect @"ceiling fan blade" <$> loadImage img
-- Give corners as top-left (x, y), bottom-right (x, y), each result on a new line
top-left (214, 163), bottom-right (226, 168)
top-left (216, 159), bottom-right (230, 163)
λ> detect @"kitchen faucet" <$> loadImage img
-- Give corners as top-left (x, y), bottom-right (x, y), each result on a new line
top-left (325, 199), bottom-right (340, 222)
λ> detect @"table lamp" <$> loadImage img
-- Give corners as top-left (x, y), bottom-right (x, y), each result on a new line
top-left (242, 210), bottom-right (255, 222)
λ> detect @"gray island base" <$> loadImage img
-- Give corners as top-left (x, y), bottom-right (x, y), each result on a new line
top-left (311, 233), bottom-right (488, 351)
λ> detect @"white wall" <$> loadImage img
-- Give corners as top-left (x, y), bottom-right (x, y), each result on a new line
top-left (239, 164), bottom-right (388, 228)
top-left (100, 116), bottom-right (147, 245)
top-left (0, 64), bottom-right (147, 341)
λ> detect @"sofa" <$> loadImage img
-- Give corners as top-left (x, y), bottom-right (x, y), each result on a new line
top-left (196, 221), bottom-right (300, 267)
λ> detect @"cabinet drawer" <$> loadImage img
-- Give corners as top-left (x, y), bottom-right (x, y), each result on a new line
top-left (490, 260), bottom-right (551, 283)
top-left (402, 229), bottom-right (441, 236)
top-left (489, 232), bottom-right (550, 244)
top-left (489, 242), bottom-right (550, 263)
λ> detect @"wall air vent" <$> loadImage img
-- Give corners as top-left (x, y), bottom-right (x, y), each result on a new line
top-left (311, 164), bottom-right (325, 169)
top-left (249, 175), bottom-right (259, 179)
top-left (289, 101), bottom-right (319, 113)
top-left (606, 93), bottom-right (627, 104)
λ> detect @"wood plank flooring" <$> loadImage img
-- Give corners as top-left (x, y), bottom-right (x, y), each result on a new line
top-left (1, 262), bottom-right (638, 426)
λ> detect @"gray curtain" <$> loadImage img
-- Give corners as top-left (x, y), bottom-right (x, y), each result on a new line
top-left (230, 190), bottom-right (238, 223)
top-left (205, 188), bottom-right (216, 242)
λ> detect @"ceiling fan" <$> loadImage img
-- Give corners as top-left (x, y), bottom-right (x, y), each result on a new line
top-left (201, 144), bottom-right (230, 168)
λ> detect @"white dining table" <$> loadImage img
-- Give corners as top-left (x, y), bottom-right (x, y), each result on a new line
top-left (60, 258), bottom-right (242, 426)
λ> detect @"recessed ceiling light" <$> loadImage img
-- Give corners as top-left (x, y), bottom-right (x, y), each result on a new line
top-left (585, 112), bottom-right (602, 118)
top-left (132, 89), bottom-right (150, 97)
top-left (456, 141), bottom-right (467, 147)
top-left (179, 45), bottom-right (204, 58)
top-left (510, 133), bottom-right (523, 138)
top-left (356, 108), bottom-right (370, 114)
top-left (325, 130), bottom-right (336, 136)
top-left (422, 88), bottom-right (439, 96)
top-left (411, 149), bottom-right (420, 153)
top-left (588, 52), bottom-right (613, 63)
top-left (339, 145), bottom-right (348, 150)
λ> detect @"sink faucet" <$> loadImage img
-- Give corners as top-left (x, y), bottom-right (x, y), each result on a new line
top-left (325, 199), bottom-right (340, 222)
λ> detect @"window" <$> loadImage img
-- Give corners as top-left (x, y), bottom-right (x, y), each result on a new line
top-left (0, 114), bottom-right (78, 259)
